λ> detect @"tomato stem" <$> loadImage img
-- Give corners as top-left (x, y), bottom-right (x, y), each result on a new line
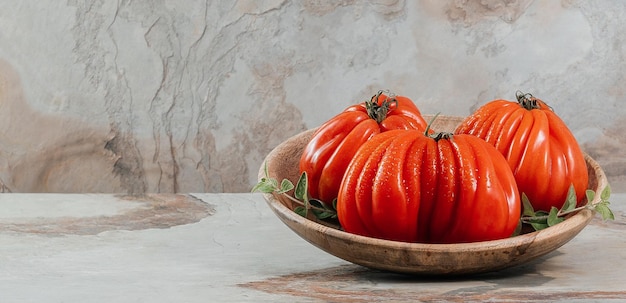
top-left (516, 91), bottom-right (541, 110)
top-left (424, 112), bottom-right (440, 136)
top-left (424, 112), bottom-right (452, 141)
top-left (365, 90), bottom-right (397, 123)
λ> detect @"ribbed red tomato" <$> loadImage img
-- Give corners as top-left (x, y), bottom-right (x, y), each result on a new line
top-left (299, 91), bottom-right (428, 205)
top-left (455, 92), bottom-right (588, 212)
top-left (336, 129), bottom-right (521, 244)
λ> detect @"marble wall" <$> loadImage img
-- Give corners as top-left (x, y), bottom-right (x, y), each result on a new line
top-left (0, 1), bottom-right (624, 193)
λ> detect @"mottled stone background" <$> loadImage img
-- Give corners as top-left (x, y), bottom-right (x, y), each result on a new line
top-left (0, 1), bottom-right (623, 193)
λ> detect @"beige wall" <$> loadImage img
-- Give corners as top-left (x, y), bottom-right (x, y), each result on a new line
top-left (0, 1), bottom-right (623, 193)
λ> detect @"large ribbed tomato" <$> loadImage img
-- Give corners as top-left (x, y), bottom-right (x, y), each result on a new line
top-left (299, 91), bottom-right (428, 205)
top-left (455, 92), bottom-right (588, 212)
top-left (336, 129), bottom-right (521, 244)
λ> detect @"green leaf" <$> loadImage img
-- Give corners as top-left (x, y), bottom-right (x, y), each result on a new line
top-left (294, 172), bottom-right (308, 201)
top-left (294, 206), bottom-right (307, 217)
top-left (560, 184), bottom-right (577, 212)
top-left (512, 220), bottom-right (522, 237)
top-left (521, 193), bottom-right (536, 217)
top-left (601, 184), bottom-right (611, 201)
top-left (530, 221), bottom-right (549, 231)
top-left (548, 207), bottom-right (564, 226)
top-left (595, 203), bottom-right (615, 221)
top-left (309, 199), bottom-right (337, 219)
top-left (312, 209), bottom-right (336, 219)
top-left (332, 198), bottom-right (338, 210)
top-left (253, 163), bottom-right (339, 222)
top-left (269, 177), bottom-right (279, 189)
top-left (585, 189), bottom-right (595, 205)
top-left (251, 178), bottom-right (276, 193)
top-left (276, 179), bottom-right (294, 194)
top-left (309, 199), bottom-right (326, 209)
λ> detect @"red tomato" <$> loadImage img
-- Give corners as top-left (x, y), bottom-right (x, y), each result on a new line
top-left (455, 92), bottom-right (588, 212)
top-left (299, 91), bottom-right (428, 205)
top-left (336, 129), bottom-right (521, 244)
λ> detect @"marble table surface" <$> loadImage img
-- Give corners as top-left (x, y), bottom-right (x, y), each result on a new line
top-left (0, 192), bottom-right (624, 302)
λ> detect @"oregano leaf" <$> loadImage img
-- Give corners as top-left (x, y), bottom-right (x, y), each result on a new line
top-left (524, 210), bottom-right (548, 230)
top-left (601, 184), bottom-right (611, 201)
top-left (294, 206), bottom-right (307, 217)
top-left (251, 179), bottom-right (276, 193)
top-left (530, 221), bottom-right (549, 231)
top-left (585, 189), bottom-right (595, 205)
top-left (271, 177), bottom-right (280, 189)
top-left (561, 184), bottom-right (577, 212)
top-left (250, 180), bottom-right (263, 193)
top-left (252, 163), bottom-right (337, 221)
top-left (252, 162), bottom-right (279, 193)
top-left (294, 172), bottom-right (308, 201)
top-left (309, 199), bottom-right (325, 209)
top-left (548, 207), bottom-right (564, 226)
top-left (277, 179), bottom-right (294, 194)
top-left (309, 199), bottom-right (338, 219)
top-left (521, 193), bottom-right (536, 217)
top-left (595, 203), bottom-right (615, 221)
top-left (512, 220), bottom-right (522, 237)
top-left (520, 182), bottom-right (616, 231)
top-left (312, 209), bottom-right (336, 219)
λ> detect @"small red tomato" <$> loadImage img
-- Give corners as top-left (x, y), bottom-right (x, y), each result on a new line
top-left (337, 129), bottom-right (521, 244)
top-left (299, 91), bottom-right (429, 206)
top-left (455, 92), bottom-right (588, 212)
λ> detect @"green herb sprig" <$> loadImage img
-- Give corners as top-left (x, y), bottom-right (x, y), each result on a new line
top-left (252, 162), bottom-right (337, 220)
top-left (520, 184), bottom-right (614, 231)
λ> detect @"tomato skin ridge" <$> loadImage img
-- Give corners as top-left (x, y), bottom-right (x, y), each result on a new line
top-left (517, 111), bottom-right (551, 209)
top-left (371, 132), bottom-right (415, 241)
top-left (455, 95), bottom-right (589, 212)
top-left (485, 105), bottom-right (516, 150)
top-left (337, 131), bottom-right (398, 238)
top-left (382, 96), bottom-right (429, 131)
top-left (428, 137), bottom-right (457, 243)
top-left (300, 111), bottom-right (369, 200)
top-left (496, 110), bottom-right (523, 157)
top-left (416, 137), bottom-right (438, 243)
top-left (300, 92), bottom-right (429, 206)
top-left (436, 136), bottom-right (473, 243)
top-left (317, 120), bottom-right (379, 202)
top-left (337, 129), bottom-right (521, 244)
top-left (448, 135), bottom-right (479, 243)
top-left (544, 110), bottom-right (588, 207)
top-left (504, 108), bottom-right (535, 173)
top-left (469, 134), bottom-right (521, 239)
top-left (483, 102), bottom-right (514, 144)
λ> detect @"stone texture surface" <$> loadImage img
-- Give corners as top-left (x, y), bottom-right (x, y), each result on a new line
top-left (0, 193), bottom-right (624, 302)
top-left (0, 1), bottom-right (624, 193)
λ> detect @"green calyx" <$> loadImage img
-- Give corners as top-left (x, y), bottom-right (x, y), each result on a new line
top-left (516, 91), bottom-right (541, 110)
top-left (424, 112), bottom-right (453, 141)
top-left (365, 90), bottom-right (397, 123)
top-left (430, 132), bottom-right (454, 142)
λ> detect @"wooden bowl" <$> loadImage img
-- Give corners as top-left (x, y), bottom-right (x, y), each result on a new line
top-left (259, 115), bottom-right (608, 275)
